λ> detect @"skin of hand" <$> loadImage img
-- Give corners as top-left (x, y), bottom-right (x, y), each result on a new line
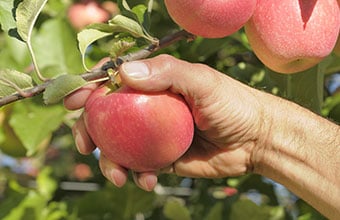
top-left (64, 55), bottom-right (267, 189)
top-left (64, 55), bottom-right (340, 219)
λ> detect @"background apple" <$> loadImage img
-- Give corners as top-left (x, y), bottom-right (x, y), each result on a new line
top-left (245, 0), bottom-right (340, 74)
top-left (164, 0), bottom-right (257, 38)
top-left (67, 0), bottom-right (111, 30)
top-left (334, 0), bottom-right (340, 56)
top-left (84, 85), bottom-right (194, 172)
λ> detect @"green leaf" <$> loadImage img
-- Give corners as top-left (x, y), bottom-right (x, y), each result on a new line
top-left (109, 15), bottom-right (146, 38)
top-left (75, 182), bottom-right (156, 220)
top-left (163, 198), bottom-right (191, 220)
top-left (133, 3), bottom-right (153, 31)
top-left (230, 199), bottom-right (285, 220)
top-left (117, 0), bottom-right (151, 30)
top-left (204, 202), bottom-right (223, 220)
top-left (108, 14), bottom-right (156, 43)
top-left (0, 69), bottom-right (33, 97)
top-left (2, 190), bottom-right (46, 220)
top-left (77, 28), bottom-right (112, 71)
top-left (32, 18), bottom-right (84, 77)
top-left (36, 167), bottom-right (57, 200)
top-left (9, 99), bottom-right (65, 156)
top-left (16, 0), bottom-right (48, 42)
top-left (43, 74), bottom-right (87, 105)
top-left (266, 65), bottom-right (323, 113)
top-left (0, 0), bottom-right (17, 33)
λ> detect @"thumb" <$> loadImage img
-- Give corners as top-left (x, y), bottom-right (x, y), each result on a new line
top-left (118, 55), bottom-right (224, 101)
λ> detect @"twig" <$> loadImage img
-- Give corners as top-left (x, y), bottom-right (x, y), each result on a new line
top-left (0, 30), bottom-right (195, 107)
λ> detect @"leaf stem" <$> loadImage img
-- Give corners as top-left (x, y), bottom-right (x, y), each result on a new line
top-left (27, 42), bottom-right (48, 82)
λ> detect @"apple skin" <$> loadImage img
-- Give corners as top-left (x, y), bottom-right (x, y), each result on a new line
top-left (67, 0), bottom-right (110, 30)
top-left (164, 0), bottom-right (257, 38)
top-left (334, 0), bottom-right (340, 56)
top-left (84, 85), bottom-right (194, 172)
top-left (245, 0), bottom-right (340, 74)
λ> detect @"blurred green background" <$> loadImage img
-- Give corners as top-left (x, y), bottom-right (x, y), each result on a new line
top-left (0, 0), bottom-right (339, 219)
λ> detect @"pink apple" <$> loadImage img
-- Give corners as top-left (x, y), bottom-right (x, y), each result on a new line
top-left (245, 0), bottom-right (340, 74)
top-left (84, 85), bottom-right (194, 172)
top-left (67, 0), bottom-right (110, 30)
top-left (164, 0), bottom-right (257, 38)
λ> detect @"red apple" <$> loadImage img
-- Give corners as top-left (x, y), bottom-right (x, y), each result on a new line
top-left (67, 0), bottom-right (110, 30)
top-left (245, 0), bottom-right (340, 74)
top-left (164, 0), bottom-right (257, 38)
top-left (84, 85), bottom-right (194, 172)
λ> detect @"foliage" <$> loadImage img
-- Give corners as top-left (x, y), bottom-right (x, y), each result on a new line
top-left (0, 0), bottom-right (339, 219)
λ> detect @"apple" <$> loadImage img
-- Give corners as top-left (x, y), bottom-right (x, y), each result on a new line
top-left (334, 0), bottom-right (340, 56)
top-left (67, 0), bottom-right (111, 30)
top-left (164, 0), bottom-right (257, 38)
top-left (245, 0), bottom-right (340, 74)
top-left (83, 85), bottom-right (194, 172)
top-left (72, 163), bottom-right (93, 181)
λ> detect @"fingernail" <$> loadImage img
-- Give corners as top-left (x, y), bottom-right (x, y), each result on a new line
top-left (107, 169), bottom-right (126, 188)
top-left (143, 175), bottom-right (157, 191)
top-left (122, 61), bottom-right (150, 79)
top-left (73, 130), bottom-right (84, 154)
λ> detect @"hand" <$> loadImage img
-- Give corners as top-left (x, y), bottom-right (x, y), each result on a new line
top-left (64, 55), bottom-right (268, 191)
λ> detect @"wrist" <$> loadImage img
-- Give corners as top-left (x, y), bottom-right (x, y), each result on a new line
top-left (250, 91), bottom-right (340, 219)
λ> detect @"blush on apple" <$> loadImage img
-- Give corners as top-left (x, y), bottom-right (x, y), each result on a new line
top-left (245, 0), bottom-right (340, 74)
top-left (164, 0), bottom-right (257, 38)
top-left (83, 85), bottom-right (194, 172)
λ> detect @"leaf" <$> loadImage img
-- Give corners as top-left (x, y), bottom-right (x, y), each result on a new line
top-left (0, 0), bottom-right (17, 33)
top-left (163, 198), bottom-right (191, 220)
top-left (229, 199), bottom-right (285, 220)
top-left (132, 4), bottom-right (150, 30)
top-left (266, 65), bottom-right (323, 113)
top-left (109, 15), bottom-right (146, 38)
top-left (32, 18), bottom-right (84, 77)
top-left (204, 202), bottom-right (224, 220)
top-left (36, 167), bottom-right (57, 200)
top-left (77, 28), bottom-right (112, 71)
top-left (75, 182), bottom-right (156, 219)
top-left (0, 69), bottom-right (33, 97)
top-left (43, 74), bottom-right (87, 105)
top-left (15, 0), bottom-right (48, 42)
top-left (9, 99), bottom-right (65, 156)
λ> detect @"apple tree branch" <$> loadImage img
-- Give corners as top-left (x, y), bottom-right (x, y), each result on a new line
top-left (0, 30), bottom-right (195, 107)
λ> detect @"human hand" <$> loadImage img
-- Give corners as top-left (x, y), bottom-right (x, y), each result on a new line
top-left (64, 55), bottom-right (268, 191)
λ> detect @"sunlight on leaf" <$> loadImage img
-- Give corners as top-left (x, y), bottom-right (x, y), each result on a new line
top-left (109, 15), bottom-right (151, 40)
top-left (43, 74), bottom-right (87, 105)
top-left (0, 69), bottom-right (33, 97)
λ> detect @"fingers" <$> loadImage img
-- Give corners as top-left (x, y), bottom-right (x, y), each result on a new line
top-left (118, 54), bottom-right (224, 106)
top-left (132, 171), bottom-right (158, 192)
top-left (64, 83), bottom-right (98, 110)
top-left (72, 114), bottom-right (96, 154)
top-left (99, 154), bottom-right (128, 188)
top-left (64, 57), bottom-right (111, 110)
top-left (99, 153), bottom-right (158, 191)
